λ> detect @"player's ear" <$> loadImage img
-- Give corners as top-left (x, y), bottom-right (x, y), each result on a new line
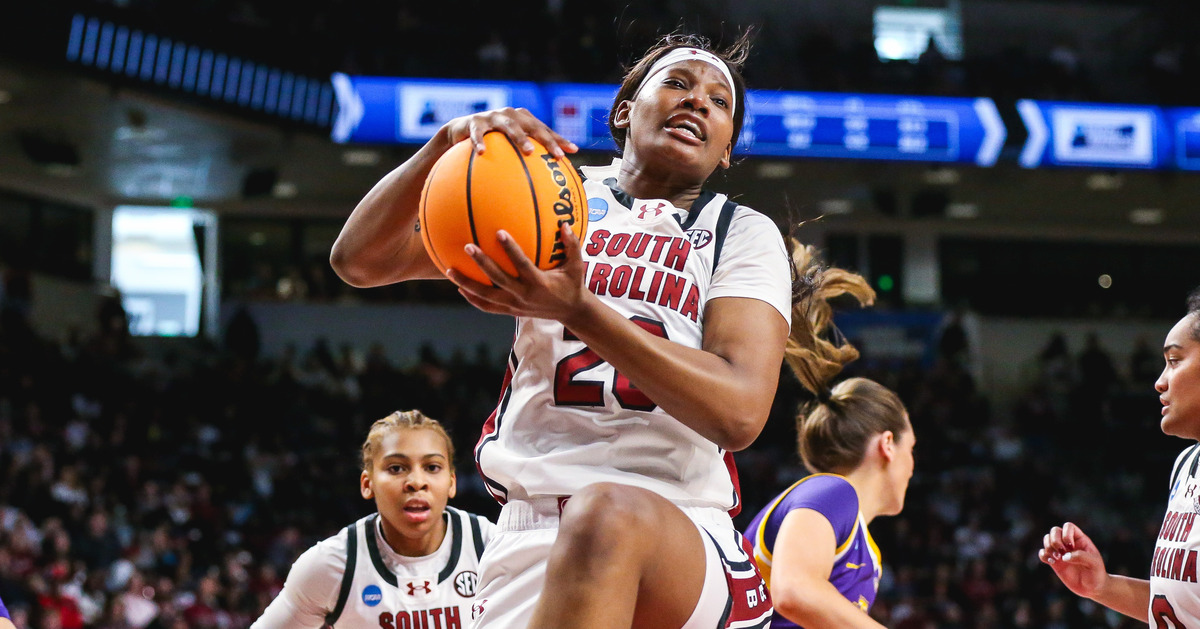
top-left (879, 431), bottom-right (896, 463)
top-left (613, 101), bottom-right (632, 129)
top-left (448, 470), bottom-right (457, 500)
top-left (719, 141), bottom-right (732, 170)
top-left (360, 470), bottom-right (373, 500)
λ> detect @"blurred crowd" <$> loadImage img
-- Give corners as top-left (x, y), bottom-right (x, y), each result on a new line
top-left (0, 271), bottom-right (1182, 628)
top-left (64, 0), bottom-right (1200, 106)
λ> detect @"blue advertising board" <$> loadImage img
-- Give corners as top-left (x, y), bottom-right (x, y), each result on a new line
top-left (1017, 100), bottom-right (1171, 169)
top-left (331, 74), bottom-right (545, 144)
top-left (333, 75), bottom-right (1006, 167)
top-left (542, 83), bottom-right (620, 151)
top-left (1165, 107), bottom-right (1200, 171)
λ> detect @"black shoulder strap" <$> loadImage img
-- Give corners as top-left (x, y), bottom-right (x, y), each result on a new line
top-left (438, 508), bottom-right (465, 583)
top-left (325, 522), bottom-right (358, 626)
top-left (711, 199), bottom-right (738, 273)
top-left (1171, 444), bottom-right (1200, 491)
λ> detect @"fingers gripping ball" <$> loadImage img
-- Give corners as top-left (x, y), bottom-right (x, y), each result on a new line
top-left (419, 132), bottom-right (589, 284)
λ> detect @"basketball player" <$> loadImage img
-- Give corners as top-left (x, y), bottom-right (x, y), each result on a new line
top-left (1040, 288), bottom-right (1200, 627)
top-left (251, 411), bottom-right (494, 628)
top-left (331, 31), bottom-right (802, 629)
top-left (745, 250), bottom-right (914, 629)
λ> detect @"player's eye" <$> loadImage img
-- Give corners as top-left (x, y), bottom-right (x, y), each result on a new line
top-left (713, 96), bottom-right (729, 109)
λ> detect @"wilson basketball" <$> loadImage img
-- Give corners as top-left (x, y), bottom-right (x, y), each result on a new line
top-left (418, 132), bottom-right (589, 284)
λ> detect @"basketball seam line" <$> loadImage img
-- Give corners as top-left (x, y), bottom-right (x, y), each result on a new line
top-left (501, 134), bottom-right (541, 267)
top-left (466, 142), bottom-right (481, 251)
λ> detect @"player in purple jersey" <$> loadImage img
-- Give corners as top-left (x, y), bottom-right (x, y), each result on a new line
top-left (1040, 288), bottom-right (1200, 627)
top-left (746, 249), bottom-right (916, 629)
top-left (0, 595), bottom-right (14, 629)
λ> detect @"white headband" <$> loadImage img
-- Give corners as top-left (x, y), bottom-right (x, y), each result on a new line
top-left (631, 47), bottom-right (737, 114)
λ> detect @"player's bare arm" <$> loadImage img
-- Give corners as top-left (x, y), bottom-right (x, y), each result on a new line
top-left (331, 109), bottom-right (575, 288)
top-left (772, 510), bottom-right (888, 629)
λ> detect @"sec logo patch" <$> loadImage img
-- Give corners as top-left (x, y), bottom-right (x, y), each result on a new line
top-left (685, 229), bottom-right (713, 249)
top-left (454, 570), bottom-right (479, 597)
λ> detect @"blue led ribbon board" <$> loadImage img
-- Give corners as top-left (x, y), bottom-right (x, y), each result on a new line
top-left (333, 75), bottom-right (1006, 167)
top-left (1017, 100), bottom-right (1170, 169)
top-left (541, 83), bottom-right (620, 151)
top-left (332, 74), bottom-right (545, 144)
top-left (740, 92), bottom-right (1005, 166)
top-left (1165, 108), bottom-right (1200, 171)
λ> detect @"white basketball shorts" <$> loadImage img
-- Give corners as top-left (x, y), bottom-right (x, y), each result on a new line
top-left (469, 497), bottom-right (773, 629)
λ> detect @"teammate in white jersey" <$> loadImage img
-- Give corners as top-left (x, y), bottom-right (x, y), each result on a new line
top-left (331, 30), bottom-right (814, 629)
top-left (1040, 288), bottom-right (1200, 627)
top-left (252, 411), bottom-right (495, 628)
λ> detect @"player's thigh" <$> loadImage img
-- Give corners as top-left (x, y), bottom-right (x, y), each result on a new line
top-left (564, 484), bottom-right (709, 629)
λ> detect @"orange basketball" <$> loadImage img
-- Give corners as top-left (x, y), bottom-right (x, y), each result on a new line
top-left (418, 131), bottom-right (589, 285)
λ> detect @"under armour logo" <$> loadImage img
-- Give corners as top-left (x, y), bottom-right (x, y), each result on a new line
top-left (472, 599), bottom-right (487, 620)
top-left (406, 580), bottom-right (432, 596)
top-left (1187, 485), bottom-right (1197, 499)
top-left (637, 202), bottom-right (666, 220)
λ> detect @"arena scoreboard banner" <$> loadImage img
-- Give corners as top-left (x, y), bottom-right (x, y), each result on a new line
top-left (1017, 100), bottom-right (1171, 170)
top-left (333, 74), bottom-right (1006, 167)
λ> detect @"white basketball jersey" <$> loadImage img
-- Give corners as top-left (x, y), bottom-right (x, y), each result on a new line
top-left (328, 508), bottom-right (490, 629)
top-left (1150, 444), bottom-right (1200, 628)
top-left (474, 160), bottom-right (792, 513)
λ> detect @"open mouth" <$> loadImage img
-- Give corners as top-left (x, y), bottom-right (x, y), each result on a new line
top-left (403, 500), bottom-right (431, 519)
top-left (665, 117), bottom-right (705, 142)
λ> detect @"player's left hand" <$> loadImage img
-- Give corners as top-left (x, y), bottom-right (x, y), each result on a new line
top-left (448, 224), bottom-right (590, 322)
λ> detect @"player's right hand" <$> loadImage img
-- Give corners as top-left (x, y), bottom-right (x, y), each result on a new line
top-left (1038, 522), bottom-right (1109, 600)
top-left (441, 108), bottom-right (577, 158)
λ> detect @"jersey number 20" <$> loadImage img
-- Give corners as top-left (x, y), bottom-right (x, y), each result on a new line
top-left (553, 317), bottom-right (668, 412)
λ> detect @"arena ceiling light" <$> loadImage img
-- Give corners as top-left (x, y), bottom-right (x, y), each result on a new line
top-left (817, 199), bottom-right (854, 215)
top-left (1129, 208), bottom-right (1164, 225)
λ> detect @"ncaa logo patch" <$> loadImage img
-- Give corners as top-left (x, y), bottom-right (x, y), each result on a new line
top-left (588, 197), bottom-right (608, 221)
top-left (454, 570), bottom-right (479, 597)
top-left (362, 584), bottom-right (383, 607)
top-left (685, 229), bottom-right (713, 249)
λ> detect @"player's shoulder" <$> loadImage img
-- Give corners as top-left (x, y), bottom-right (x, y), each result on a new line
top-left (784, 474), bottom-right (860, 511)
top-left (284, 519), bottom-right (362, 588)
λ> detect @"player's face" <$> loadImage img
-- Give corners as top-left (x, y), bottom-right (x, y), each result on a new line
top-left (1156, 314), bottom-right (1200, 439)
top-left (615, 59), bottom-right (735, 183)
top-left (882, 425), bottom-right (916, 516)
top-left (361, 428), bottom-right (456, 556)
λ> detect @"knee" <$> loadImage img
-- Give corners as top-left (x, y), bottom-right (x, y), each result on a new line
top-left (557, 483), bottom-right (657, 552)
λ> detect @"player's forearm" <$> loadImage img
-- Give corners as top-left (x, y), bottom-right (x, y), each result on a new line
top-left (562, 295), bottom-right (786, 451)
top-left (1090, 574), bottom-right (1150, 621)
top-left (773, 582), bottom-right (887, 629)
top-left (331, 129), bottom-right (453, 287)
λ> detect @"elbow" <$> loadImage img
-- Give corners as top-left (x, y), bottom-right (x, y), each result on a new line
top-left (714, 412), bottom-right (767, 452)
top-left (772, 590), bottom-right (820, 625)
top-left (329, 245), bottom-right (374, 289)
